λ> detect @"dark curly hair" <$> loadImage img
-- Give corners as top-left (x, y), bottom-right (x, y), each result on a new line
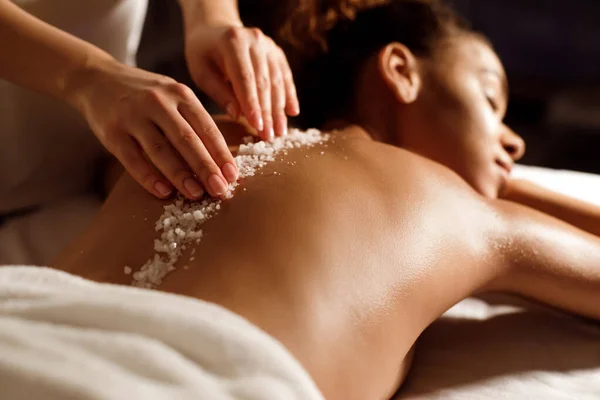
top-left (277, 0), bottom-right (473, 129)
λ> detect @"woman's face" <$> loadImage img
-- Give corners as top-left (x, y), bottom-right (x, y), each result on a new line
top-left (399, 35), bottom-right (525, 198)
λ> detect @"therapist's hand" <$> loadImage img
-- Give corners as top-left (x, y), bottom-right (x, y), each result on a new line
top-left (184, 24), bottom-right (300, 141)
top-left (70, 59), bottom-right (238, 200)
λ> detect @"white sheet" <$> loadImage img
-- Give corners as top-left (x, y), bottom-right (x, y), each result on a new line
top-left (0, 266), bottom-right (324, 400)
top-left (398, 165), bottom-right (600, 399)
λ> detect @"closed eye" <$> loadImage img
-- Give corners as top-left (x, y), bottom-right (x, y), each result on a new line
top-left (486, 96), bottom-right (499, 113)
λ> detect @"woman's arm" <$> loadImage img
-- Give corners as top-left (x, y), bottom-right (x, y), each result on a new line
top-left (502, 178), bottom-right (600, 237)
top-left (178, 0), bottom-right (300, 140)
top-left (0, 0), bottom-right (237, 200)
top-left (484, 197), bottom-right (600, 321)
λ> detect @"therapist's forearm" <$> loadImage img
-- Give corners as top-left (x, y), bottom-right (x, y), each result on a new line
top-left (179, 0), bottom-right (242, 32)
top-left (0, 0), bottom-right (114, 106)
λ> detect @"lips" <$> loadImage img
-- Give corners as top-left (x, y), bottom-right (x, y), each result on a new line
top-left (496, 159), bottom-right (513, 176)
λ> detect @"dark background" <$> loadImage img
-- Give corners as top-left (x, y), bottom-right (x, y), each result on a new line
top-left (138, 0), bottom-right (600, 173)
top-left (452, 0), bottom-right (600, 174)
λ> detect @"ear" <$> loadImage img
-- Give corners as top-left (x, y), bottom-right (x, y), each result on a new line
top-left (377, 43), bottom-right (422, 104)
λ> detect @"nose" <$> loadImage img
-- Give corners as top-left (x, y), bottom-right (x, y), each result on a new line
top-left (501, 125), bottom-right (526, 162)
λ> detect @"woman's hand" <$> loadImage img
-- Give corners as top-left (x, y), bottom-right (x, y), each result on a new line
top-left (184, 24), bottom-right (300, 141)
top-left (69, 59), bottom-right (238, 200)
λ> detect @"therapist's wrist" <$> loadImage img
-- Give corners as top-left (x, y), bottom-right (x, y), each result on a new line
top-left (184, 19), bottom-right (244, 41)
top-left (62, 53), bottom-right (119, 113)
top-left (179, 0), bottom-right (243, 35)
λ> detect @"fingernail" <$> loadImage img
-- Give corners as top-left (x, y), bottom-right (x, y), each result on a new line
top-left (226, 103), bottom-right (238, 120)
top-left (184, 178), bottom-right (204, 198)
top-left (155, 181), bottom-right (172, 197)
top-left (256, 114), bottom-right (264, 132)
top-left (208, 174), bottom-right (228, 196)
top-left (268, 128), bottom-right (275, 141)
top-left (291, 102), bottom-right (300, 116)
top-left (222, 162), bottom-right (238, 183)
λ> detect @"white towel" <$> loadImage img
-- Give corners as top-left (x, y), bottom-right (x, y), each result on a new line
top-left (0, 266), bottom-right (324, 400)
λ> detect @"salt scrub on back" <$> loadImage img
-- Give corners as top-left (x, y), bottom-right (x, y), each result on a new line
top-left (132, 128), bottom-right (330, 288)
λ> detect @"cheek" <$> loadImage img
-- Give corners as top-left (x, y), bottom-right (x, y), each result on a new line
top-left (419, 95), bottom-right (489, 164)
top-left (410, 85), bottom-right (500, 194)
top-left (432, 84), bottom-right (498, 160)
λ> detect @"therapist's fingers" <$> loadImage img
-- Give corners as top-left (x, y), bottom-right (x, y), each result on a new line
top-left (178, 100), bottom-right (238, 183)
top-left (151, 96), bottom-right (234, 198)
top-left (185, 26), bottom-right (298, 135)
top-left (278, 47), bottom-right (300, 117)
top-left (268, 55), bottom-right (287, 137)
top-left (75, 60), bottom-right (241, 200)
top-left (193, 61), bottom-right (241, 121)
top-left (113, 134), bottom-right (173, 199)
top-left (250, 33), bottom-right (274, 141)
top-left (222, 31), bottom-right (263, 131)
top-left (129, 120), bottom-right (205, 200)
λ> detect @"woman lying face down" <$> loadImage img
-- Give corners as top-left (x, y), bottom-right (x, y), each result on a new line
top-left (55, 1), bottom-right (600, 399)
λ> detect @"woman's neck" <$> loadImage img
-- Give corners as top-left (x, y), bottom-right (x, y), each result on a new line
top-left (321, 119), bottom-right (374, 142)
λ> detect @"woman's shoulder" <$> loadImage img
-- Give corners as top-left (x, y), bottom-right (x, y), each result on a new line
top-left (331, 128), bottom-right (474, 195)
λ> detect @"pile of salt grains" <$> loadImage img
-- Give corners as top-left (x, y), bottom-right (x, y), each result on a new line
top-left (131, 128), bottom-right (330, 288)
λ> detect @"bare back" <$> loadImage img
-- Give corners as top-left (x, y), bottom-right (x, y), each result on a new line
top-left (55, 122), bottom-right (504, 400)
